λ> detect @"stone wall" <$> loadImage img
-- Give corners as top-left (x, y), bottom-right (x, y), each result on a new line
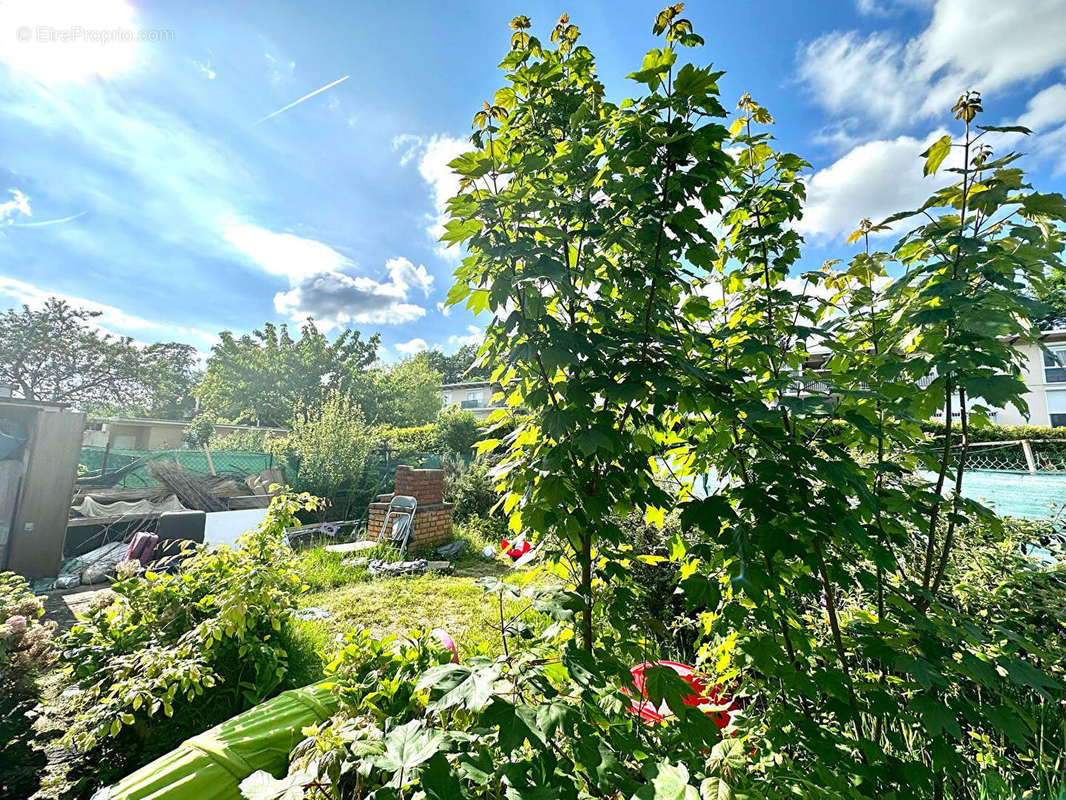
top-left (366, 465), bottom-right (453, 551)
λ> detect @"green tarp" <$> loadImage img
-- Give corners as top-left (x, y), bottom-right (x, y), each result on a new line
top-left (93, 683), bottom-right (337, 800)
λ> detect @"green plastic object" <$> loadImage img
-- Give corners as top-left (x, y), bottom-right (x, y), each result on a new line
top-left (92, 683), bottom-right (338, 800)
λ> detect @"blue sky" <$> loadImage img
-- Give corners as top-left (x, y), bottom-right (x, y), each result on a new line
top-left (0, 0), bottom-right (1064, 361)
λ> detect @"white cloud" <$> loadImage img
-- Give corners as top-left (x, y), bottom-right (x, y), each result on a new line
top-left (1012, 84), bottom-right (1066, 175)
top-left (0, 0), bottom-right (143, 84)
top-left (0, 189), bottom-right (31, 224)
top-left (384, 256), bottom-right (434, 297)
top-left (274, 271), bottom-right (426, 327)
top-left (394, 337), bottom-right (429, 355)
top-left (222, 223), bottom-right (351, 281)
top-left (448, 324), bottom-right (484, 349)
top-left (798, 129), bottom-right (955, 241)
top-left (436, 301), bottom-right (451, 317)
top-left (223, 223), bottom-right (433, 329)
top-left (395, 133), bottom-right (470, 260)
top-left (855, 0), bottom-right (932, 16)
top-left (798, 0), bottom-right (1066, 132)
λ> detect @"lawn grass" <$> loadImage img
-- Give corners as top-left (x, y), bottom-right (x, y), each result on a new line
top-left (289, 522), bottom-right (546, 666)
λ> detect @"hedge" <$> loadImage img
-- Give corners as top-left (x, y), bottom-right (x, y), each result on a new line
top-left (918, 421), bottom-right (1066, 442)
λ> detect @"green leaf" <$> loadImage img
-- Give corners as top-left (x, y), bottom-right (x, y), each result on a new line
top-left (483, 697), bottom-right (541, 753)
top-left (371, 720), bottom-right (444, 781)
top-left (239, 770), bottom-right (315, 800)
top-left (418, 663), bottom-right (498, 712)
top-left (699, 777), bottom-right (734, 800)
top-left (634, 762), bottom-right (700, 800)
top-left (909, 694), bottom-right (961, 739)
top-left (977, 124), bottom-right (1032, 135)
top-left (627, 48), bottom-right (677, 89)
top-left (921, 135), bottom-right (952, 176)
top-left (1020, 192), bottom-right (1066, 220)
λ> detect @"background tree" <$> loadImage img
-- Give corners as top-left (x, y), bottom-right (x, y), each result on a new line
top-left (196, 320), bottom-right (379, 427)
top-left (1030, 261), bottom-right (1066, 328)
top-left (275, 391), bottom-right (374, 519)
top-left (353, 354), bottom-right (443, 427)
top-left (135, 342), bottom-right (200, 419)
top-left (0, 298), bottom-right (195, 416)
top-left (421, 343), bottom-right (490, 384)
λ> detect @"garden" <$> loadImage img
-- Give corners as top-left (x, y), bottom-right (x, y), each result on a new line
top-left (4, 7), bottom-right (1066, 800)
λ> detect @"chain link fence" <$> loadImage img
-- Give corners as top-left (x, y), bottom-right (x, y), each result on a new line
top-left (920, 439), bottom-right (1066, 473)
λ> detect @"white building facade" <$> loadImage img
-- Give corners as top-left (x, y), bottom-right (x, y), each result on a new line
top-left (1000, 331), bottom-right (1066, 427)
top-left (439, 381), bottom-right (502, 420)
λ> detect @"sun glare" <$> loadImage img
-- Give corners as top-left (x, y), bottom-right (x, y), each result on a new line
top-left (0, 0), bottom-right (144, 84)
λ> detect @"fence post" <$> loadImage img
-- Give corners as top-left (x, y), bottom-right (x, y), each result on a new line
top-left (101, 441), bottom-right (111, 477)
top-left (203, 445), bottom-right (217, 476)
top-left (1021, 439), bottom-right (1037, 473)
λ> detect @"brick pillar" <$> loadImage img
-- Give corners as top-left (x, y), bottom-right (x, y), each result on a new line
top-left (367, 465), bottom-right (453, 551)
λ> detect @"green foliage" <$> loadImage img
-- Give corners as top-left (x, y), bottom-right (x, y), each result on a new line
top-left (355, 354), bottom-right (444, 427)
top-left (0, 572), bottom-right (56, 694)
top-left (434, 408), bottom-right (483, 455)
top-left (381, 409), bottom-right (484, 459)
top-left (183, 411), bottom-right (217, 448)
top-left (919, 420), bottom-right (1066, 442)
top-left (1030, 264), bottom-right (1066, 328)
top-left (58, 491), bottom-right (321, 752)
top-left (379, 422), bottom-right (438, 454)
top-left (276, 392), bottom-right (374, 517)
top-left (452, 512), bottom-right (509, 552)
top-left (0, 297), bottom-right (198, 415)
top-left (210, 426), bottom-right (272, 452)
top-left (197, 319), bottom-right (379, 427)
top-left (432, 9), bottom-right (1066, 800)
top-left (444, 456), bottom-right (501, 523)
top-left (421, 343), bottom-right (490, 384)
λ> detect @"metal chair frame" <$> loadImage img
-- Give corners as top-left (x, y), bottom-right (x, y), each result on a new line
top-left (377, 494), bottom-right (417, 556)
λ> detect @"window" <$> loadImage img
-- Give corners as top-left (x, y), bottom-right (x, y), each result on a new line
top-left (1044, 348), bottom-right (1066, 383)
top-left (466, 389), bottom-right (484, 405)
top-left (1047, 390), bottom-right (1066, 428)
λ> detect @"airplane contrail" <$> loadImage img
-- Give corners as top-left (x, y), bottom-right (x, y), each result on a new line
top-left (255, 75), bottom-right (350, 125)
top-left (13, 211), bottom-right (88, 227)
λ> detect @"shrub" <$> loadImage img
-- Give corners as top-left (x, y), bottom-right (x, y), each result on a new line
top-left (919, 420), bottom-right (1066, 442)
top-left (0, 572), bottom-right (56, 694)
top-left (443, 456), bottom-right (500, 522)
top-left (378, 422), bottom-right (437, 454)
top-left (58, 491), bottom-right (321, 753)
top-left (210, 427), bottom-right (271, 453)
top-left (434, 408), bottom-right (483, 455)
top-left (182, 412), bottom-right (217, 448)
top-left (278, 391), bottom-right (373, 518)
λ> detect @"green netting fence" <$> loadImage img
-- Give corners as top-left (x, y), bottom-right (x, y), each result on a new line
top-left (79, 446), bottom-right (275, 488)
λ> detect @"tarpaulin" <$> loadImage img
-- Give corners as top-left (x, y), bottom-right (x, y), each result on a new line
top-left (92, 683), bottom-right (338, 800)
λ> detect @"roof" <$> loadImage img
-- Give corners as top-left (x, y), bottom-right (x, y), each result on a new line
top-left (0, 396), bottom-right (69, 410)
top-left (90, 416), bottom-right (288, 432)
top-left (441, 381), bottom-right (497, 390)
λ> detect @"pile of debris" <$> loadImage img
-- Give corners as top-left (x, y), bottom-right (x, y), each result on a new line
top-left (71, 464), bottom-right (285, 518)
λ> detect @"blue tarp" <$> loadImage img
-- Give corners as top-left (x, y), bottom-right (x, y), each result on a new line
top-left (918, 469), bottom-right (1066, 522)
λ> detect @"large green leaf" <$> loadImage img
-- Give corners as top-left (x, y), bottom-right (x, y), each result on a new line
top-left (920, 135), bottom-right (952, 176)
top-left (371, 720), bottom-right (445, 784)
top-left (239, 770), bottom-right (315, 800)
top-left (418, 663), bottom-right (498, 712)
top-left (633, 762), bottom-right (700, 800)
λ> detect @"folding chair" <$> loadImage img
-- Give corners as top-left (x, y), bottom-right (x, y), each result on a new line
top-left (377, 495), bottom-right (417, 556)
